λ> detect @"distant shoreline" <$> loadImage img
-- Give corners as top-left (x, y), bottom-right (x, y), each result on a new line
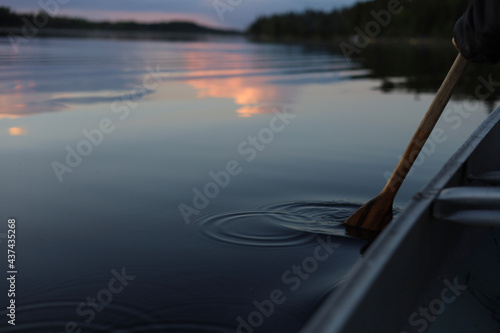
top-left (1, 27), bottom-right (452, 46)
top-left (0, 27), bottom-right (243, 41)
top-left (247, 35), bottom-right (452, 48)
top-left (0, 5), bottom-right (243, 41)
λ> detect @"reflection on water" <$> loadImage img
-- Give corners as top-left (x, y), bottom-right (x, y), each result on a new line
top-left (2, 39), bottom-right (498, 121)
top-left (186, 74), bottom-right (281, 117)
top-left (179, 46), bottom-right (354, 117)
top-left (0, 36), bottom-right (496, 332)
top-left (356, 42), bottom-right (500, 106)
top-left (8, 126), bottom-right (26, 135)
top-left (0, 38), bottom-right (360, 119)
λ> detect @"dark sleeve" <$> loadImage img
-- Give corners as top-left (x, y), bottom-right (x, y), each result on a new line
top-left (454, 0), bottom-right (500, 63)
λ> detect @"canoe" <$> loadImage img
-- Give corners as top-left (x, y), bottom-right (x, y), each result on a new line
top-left (301, 106), bottom-right (500, 333)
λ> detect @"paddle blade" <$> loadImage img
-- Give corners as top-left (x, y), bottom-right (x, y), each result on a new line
top-left (343, 193), bottom-right (393, 231)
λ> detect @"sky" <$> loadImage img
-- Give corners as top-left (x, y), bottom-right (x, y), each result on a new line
top-left (0, 0), bottom-right (362, 30)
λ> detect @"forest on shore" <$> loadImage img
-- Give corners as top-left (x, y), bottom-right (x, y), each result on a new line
top-left (247, 0), bottom-right (471, 40)
top-left (1, 1), bottom-right (473, 39)
top-left (0, 6), bottom-right (239, 35)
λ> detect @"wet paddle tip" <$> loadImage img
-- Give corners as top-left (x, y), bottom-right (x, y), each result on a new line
top-left (342, 194), bottom-right (394, 232)
top-left (344, 224), bottom-right (381, 240)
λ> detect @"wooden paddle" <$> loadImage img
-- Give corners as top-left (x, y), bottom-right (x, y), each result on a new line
top-left (344, 53), bottom-right (469, 232)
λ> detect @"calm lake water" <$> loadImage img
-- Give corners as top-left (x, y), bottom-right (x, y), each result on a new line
top-left (0, 36), bottom-right (496, 332)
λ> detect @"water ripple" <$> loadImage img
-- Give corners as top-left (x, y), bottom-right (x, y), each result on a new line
top-left (260, 201), bottom-right (360, 235)
top-left (194, 210), bottom-right (316, 247)
top-left (193, 201), bottom-right (362, 248)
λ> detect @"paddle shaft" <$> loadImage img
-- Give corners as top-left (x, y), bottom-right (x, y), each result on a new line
top-left (382, 54), bottom-right (469, 196)
top-left (343, 53), bottom-right (469, 232)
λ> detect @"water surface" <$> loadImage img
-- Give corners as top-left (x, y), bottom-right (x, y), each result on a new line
top-left (0, 36), bottom-right (495, 332)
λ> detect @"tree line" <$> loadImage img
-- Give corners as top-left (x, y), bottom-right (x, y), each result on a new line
top-left (247, 0), bottom-right (471, 40)
top-left (0, 1), bottom-right (473, 38)
top-left (0, 6), bottom-right (239, 34)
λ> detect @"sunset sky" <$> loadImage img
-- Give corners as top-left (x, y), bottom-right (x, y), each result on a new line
top-left (0, 0), bottom-right (362, 30)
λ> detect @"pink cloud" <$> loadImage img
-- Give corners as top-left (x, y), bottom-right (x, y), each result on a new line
top-left (57, 9), bottom-right (228, 29)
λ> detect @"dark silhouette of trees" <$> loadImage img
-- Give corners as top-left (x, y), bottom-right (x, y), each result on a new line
top-left (0, 1), bottom-right (473, 39)
top-left (247, 0), bottom-right (471, 40)
top-left (0, 6), bottom-right (240, 35)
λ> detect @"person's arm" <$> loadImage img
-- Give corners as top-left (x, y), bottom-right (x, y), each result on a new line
top-left (454, 0), bottom-right (500, 63)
